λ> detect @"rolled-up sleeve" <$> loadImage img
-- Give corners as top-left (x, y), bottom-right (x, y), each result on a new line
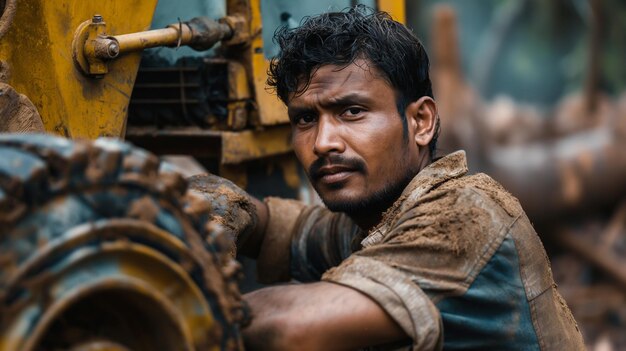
top-left (322, 256), bottom-right (443, 351)
top-left (256, 197), bottom-right (306, 283)
top-left (257, 197), bottom-right (361, 284)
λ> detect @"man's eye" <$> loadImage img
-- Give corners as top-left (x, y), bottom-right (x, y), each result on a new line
top-left (296, 114), bottom-right (316, 125)
top-left (344, 107), bottom-right (364, 116)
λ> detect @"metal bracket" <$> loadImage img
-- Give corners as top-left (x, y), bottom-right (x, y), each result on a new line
top-left (72, 15), bottom-right (120, 78)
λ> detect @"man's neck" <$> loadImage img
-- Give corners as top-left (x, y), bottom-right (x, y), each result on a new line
top-left (350, 156), bottom-right (433, 232)
top-left (349, 179), bottom-right (412, 232)
top-left (353, 213), bottom-right (384, 233)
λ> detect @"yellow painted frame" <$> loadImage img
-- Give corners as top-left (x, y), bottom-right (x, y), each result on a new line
top-left (0, 0), bottom-right (158, 139)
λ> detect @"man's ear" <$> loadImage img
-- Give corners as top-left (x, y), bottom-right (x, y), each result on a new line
top-left (405, 96), bottom-right (438, 147)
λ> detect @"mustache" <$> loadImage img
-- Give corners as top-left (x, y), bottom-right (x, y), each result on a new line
top-left (309, 154), bottom-right (367, 181)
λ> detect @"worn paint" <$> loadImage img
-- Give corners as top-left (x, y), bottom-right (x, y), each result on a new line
top-left (243, 0), bottom-right (289, 126)
top-left (0, 0), bottom-right (158, 139)
top-left (221, 125), bottom-right (292, 164)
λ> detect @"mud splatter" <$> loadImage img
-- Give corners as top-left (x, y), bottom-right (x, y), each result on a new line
top-left (379, 170), bottom-right (519, 256)
top-left (374, 151), bottom-right (469, 240)
top-left (187, 174), bottom-right (258, 249)
top-left (390, 189), bottom-right (486, 256)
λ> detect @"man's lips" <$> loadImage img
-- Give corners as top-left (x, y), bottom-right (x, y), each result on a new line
top-left (315, 165), bottom-right (356, 184)
top-left (309, 155), bottom-right (367, 186)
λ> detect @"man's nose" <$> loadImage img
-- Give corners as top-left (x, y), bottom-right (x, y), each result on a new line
top-left (313, 115), bottom-right (345, 156)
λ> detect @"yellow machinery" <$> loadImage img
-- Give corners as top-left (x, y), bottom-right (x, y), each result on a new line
top-left (0, 0), bottom-right (403, 184)
top-left (0, 0), bottom-right (400, 143)
top-left (0, 1), bottom-right (404, 350)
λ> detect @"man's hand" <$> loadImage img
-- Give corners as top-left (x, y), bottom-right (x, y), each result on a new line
top-left (187, 173), bottom-right (268, 257)
top-left (243, 282), bottom-right (409, 351)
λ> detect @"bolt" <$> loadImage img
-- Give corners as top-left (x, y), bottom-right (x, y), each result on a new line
top-left (107, 42), bottom-right (119, 58)
top-left (92, 14), bottom-right (103, 23)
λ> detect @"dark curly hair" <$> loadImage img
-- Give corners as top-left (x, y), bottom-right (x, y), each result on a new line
top-left (267, 5), bottom-right (440, 158)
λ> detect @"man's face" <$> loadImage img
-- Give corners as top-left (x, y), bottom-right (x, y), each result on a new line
top-left (288, 60), bottom-right (422, 218)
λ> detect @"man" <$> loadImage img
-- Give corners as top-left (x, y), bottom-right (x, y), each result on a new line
top-left (190, 6), bottom-right (584, 351)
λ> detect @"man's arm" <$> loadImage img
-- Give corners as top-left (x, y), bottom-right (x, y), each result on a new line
top-left (243, 282), bottom-right (408, 351)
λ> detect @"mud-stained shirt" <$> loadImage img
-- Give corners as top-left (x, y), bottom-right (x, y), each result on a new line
top-left (257, 151), bottom-right (585, 351)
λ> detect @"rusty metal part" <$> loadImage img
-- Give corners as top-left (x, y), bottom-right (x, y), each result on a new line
top-left (112, 17), bottom-right (233, 53)
top-left (127, 0), bottom-right (281, 130)
top-left (0, 0), bottom-right (16, 40)
top-left (74, 14), bottom-right (236, 77)
top-left (0, 134), bottom-right (246, 350)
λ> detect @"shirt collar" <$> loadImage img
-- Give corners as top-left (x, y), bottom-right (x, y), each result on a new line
top-left (361, 150), bottom-right (469, 248)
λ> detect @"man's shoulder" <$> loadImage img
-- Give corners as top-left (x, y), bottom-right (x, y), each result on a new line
top-left (379, 172), bottom-right (529, 259)
top-left (395, 171), bottom-right (525, 231)
top-left (434, 172), bottom-right (524, 219)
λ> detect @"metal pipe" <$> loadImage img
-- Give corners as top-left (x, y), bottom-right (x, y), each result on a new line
top-left (100, 17), bottom-right (234, 60)
top-left (77, 15), bottom-right (236, 76)
top-left (114, 25), bottom-right (194, 54)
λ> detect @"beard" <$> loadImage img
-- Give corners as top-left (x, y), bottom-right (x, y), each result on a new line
top-left (321, 166), bottom-right (417, 218)
top-left (309, 153), bottom-right (419, 219)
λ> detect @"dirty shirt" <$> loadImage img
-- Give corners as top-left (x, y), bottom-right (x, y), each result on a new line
top-left (256, 151), bottom-right (585, 351)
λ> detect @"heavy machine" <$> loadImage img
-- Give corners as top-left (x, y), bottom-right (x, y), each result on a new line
top-left (0, 1), bottom-right (403, 350)
top-left (4, 0), bottom-right (622, 348)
